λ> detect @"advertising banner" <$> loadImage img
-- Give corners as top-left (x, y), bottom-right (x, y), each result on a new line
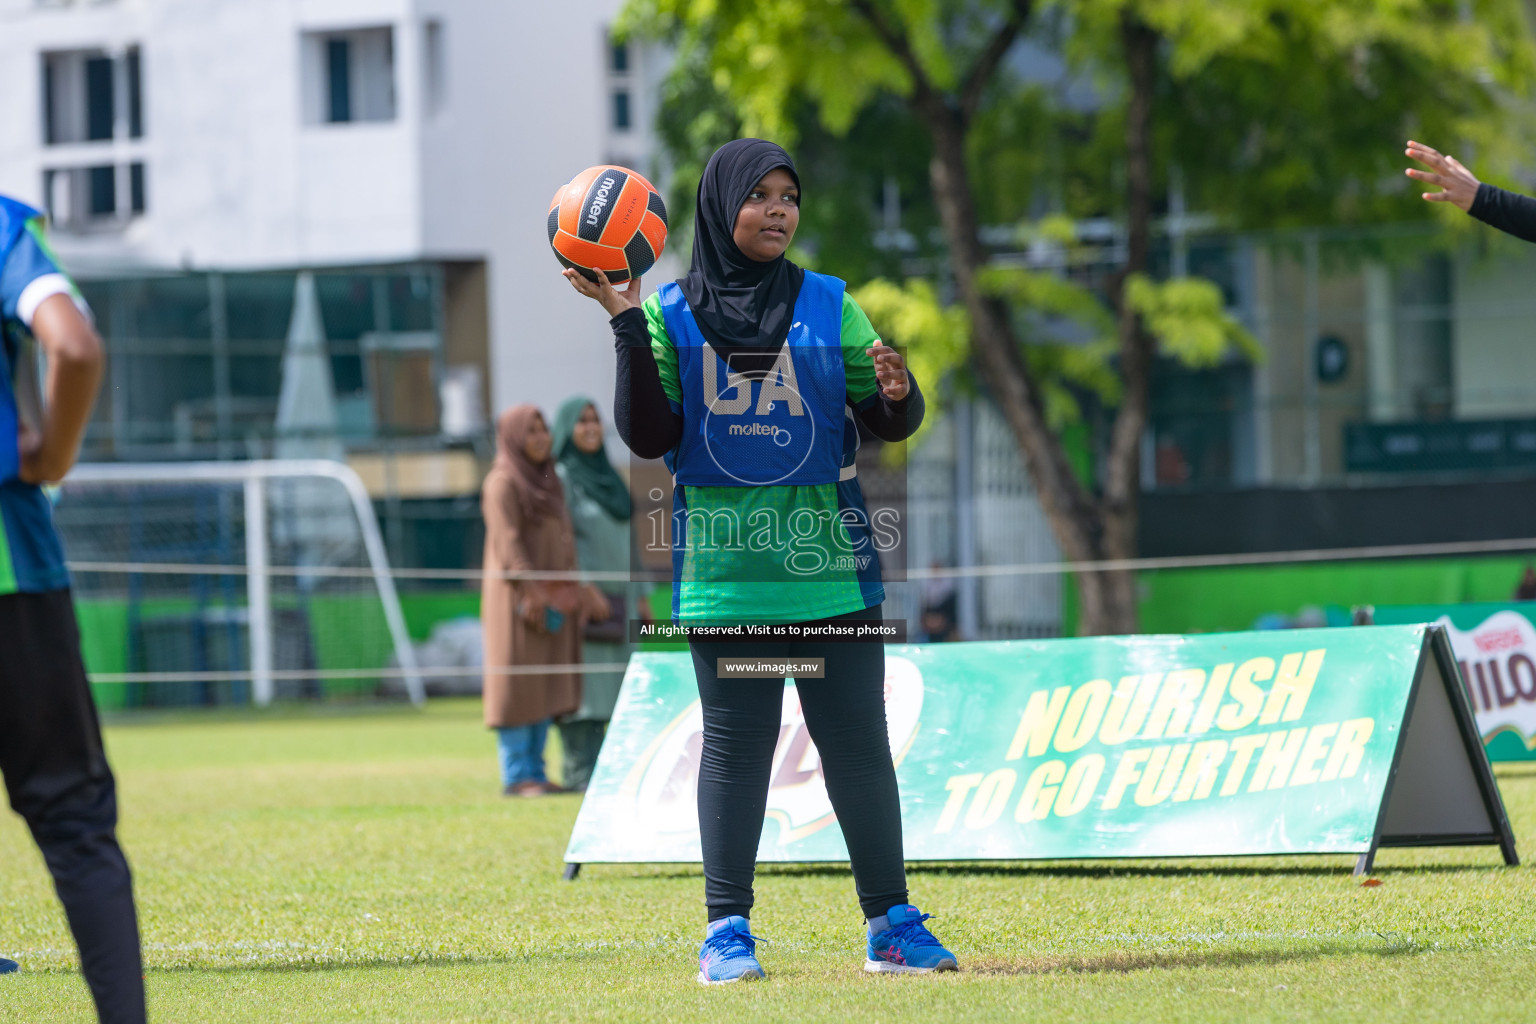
top-left (564, 626), bottom-right (1514, 875)
top-left (1374, 602), bottom-right (1536, 762)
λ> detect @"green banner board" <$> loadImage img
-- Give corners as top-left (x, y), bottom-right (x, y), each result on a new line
top-left (565, 626), bottom-right (1515, 873)
top-left (1374, 602), bottom-right (1536, 762)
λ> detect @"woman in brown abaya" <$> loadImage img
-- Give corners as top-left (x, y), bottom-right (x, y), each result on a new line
top-left (481, 404), bottom-right (607, 795)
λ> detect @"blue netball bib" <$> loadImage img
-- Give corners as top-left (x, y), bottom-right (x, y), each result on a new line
top-left (0, 198), bottom-right (36, 483)
top-left (660, 271), bottom-right (846, 487)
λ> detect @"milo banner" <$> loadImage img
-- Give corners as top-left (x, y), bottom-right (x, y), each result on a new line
top-left (1375, 602), bottom-right (1536, 761)
top-left (564, 626), bottom-right (1515, 876)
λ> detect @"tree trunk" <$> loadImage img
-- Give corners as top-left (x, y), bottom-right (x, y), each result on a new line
top-left (920, 96), bottom-right (1146, 636)
top-left (1089, 11), bottom-right (1162, 635)
top-left (1074, 566), bottom-right (1138, 637)
top-left (923, 109), bottom-right (1098, 566)
top-left (875, 5), bottom-right (1160, 637)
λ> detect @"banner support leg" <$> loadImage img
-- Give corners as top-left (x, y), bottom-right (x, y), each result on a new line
top-left (1353, 851), bottom-right (1375, 876)
top-left (562, 863), bottom-right (581, 881)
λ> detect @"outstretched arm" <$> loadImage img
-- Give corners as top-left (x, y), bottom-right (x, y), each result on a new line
top-left (1407, 140), bottom-right (1536, 243)
top-left (1467, 184), bottom-right (1536, 244)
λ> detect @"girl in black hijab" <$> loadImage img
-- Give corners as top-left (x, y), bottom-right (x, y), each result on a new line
top-left (679, 137), bottom-right (805, 350)
top-left (564, 139), bottom-right (953, 984)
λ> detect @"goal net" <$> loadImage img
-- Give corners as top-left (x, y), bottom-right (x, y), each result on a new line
top-left (54, 460), bottom-right (423, 711)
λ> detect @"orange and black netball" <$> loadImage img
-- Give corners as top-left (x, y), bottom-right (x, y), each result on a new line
top-left (548, 165), bottom-right (668, 283)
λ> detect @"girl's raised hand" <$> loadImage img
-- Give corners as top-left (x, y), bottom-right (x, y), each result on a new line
top-left (868, 339), bottom-right (909, 401)
top-left (562, 267), bottom-right (643, 318)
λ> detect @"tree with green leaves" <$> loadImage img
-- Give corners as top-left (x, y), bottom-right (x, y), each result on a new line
top-left (622, 0), bottom-right (1536, 634)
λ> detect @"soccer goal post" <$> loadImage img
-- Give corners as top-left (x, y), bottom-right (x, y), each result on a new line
top-left (56, 460), bottom-right (424, 707)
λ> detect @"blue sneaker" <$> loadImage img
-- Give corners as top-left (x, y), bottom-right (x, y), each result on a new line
top-left (865, 904), bottom-right (958, 974)
top-left (0, 957), bottom-right (16, 974)
top-left (698, 916), bottom-right (766, 985)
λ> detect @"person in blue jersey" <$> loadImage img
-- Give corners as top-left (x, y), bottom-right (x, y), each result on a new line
top-left (0, 196), bottom-right (144, 1023)
top-left (564, 139), bottom-right (958, 983)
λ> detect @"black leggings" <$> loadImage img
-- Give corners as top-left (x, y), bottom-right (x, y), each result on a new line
top-left (0, 590), bottom-right (144, 1024)
top-left (689, 604), bottom-right (908, 923)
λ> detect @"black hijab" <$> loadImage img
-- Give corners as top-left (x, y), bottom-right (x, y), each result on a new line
top-left (680, 138), bottom-right (805, 351)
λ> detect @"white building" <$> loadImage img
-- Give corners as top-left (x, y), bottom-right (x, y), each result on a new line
top-left (0, 0), bottom-right (674, 461)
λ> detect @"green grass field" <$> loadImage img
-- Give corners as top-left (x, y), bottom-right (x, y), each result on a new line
top-left (3, 699), bottom-right (1535, 1023)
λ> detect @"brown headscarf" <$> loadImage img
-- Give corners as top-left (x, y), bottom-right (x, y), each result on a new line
top-left (493, 405), bottom-right (566, 521)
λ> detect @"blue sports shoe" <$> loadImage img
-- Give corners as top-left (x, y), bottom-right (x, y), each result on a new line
top-left (698, 915), bottom-right (766, 985)
top-left (865, 904), bottom-right (958, 974)
top-left (0, 957), bottom-right (16, 974)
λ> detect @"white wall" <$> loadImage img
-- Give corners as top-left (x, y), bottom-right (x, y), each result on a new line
top-left (0, 2), bottom-right (145, 223)
top-left (416, 0), bottom-right (667, 423)
top-left (0, 0), bottom-right (423, 271)
top-left (1453, 247), bottom-right (1536, 418)
top-left (0, 0), bottom-right (681, 429)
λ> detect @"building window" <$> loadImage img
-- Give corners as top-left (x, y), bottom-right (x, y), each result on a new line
top-left (72, 266), bottom-right (454, 462)
top-left (45, 163), bottom-right (144, 228)
top-left (304, 27), bottom-right (396, 125)
top-left (42, 157), bottom-right (145, 229)
top-left (606, 33), bottom-right (636, 138)
top-left (127, 47), bottom-right (143, 138)
top-left (85, 56), bottom-right (114, 140)
top-left (42, 47), bottom-right (142, 145)
top-left (326, 39), bottom-right (351, 122)
top-left (423, 20), bottom-right (446, 117)
top-left (88, 165), bottom-right (115, 216)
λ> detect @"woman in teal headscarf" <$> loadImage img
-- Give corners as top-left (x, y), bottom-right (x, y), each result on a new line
top-left (552, 396), bottom-right (644, 790)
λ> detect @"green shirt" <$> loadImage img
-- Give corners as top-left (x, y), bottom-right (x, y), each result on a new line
top-left (643, 290), bottom-right (887, 624)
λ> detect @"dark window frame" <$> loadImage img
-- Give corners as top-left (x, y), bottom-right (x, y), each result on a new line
top-left (326, 38), bottom-right (352, 123)
top-left (130, 162), bottom-right (145, 214)
top-left (85, 55), bottom-right (115, 141)
top-left (89, 165), bottom-right (116, 217)
top-left (127, 47), bottom-right (143, 139)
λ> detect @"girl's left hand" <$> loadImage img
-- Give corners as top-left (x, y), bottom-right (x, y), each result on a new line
top-left (868, 340), bottom-right (909, 401)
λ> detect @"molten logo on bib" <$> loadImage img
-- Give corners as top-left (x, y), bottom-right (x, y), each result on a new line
top-left (621, 656), bottom-right (925, 843)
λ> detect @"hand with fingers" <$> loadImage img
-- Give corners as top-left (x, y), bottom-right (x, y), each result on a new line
top-left (867, 339), bottom-right (909, 401)
top-left (1405, 140), bottom-right (1481, 213)
top-left (562, 266), bottom-right (643, 318)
